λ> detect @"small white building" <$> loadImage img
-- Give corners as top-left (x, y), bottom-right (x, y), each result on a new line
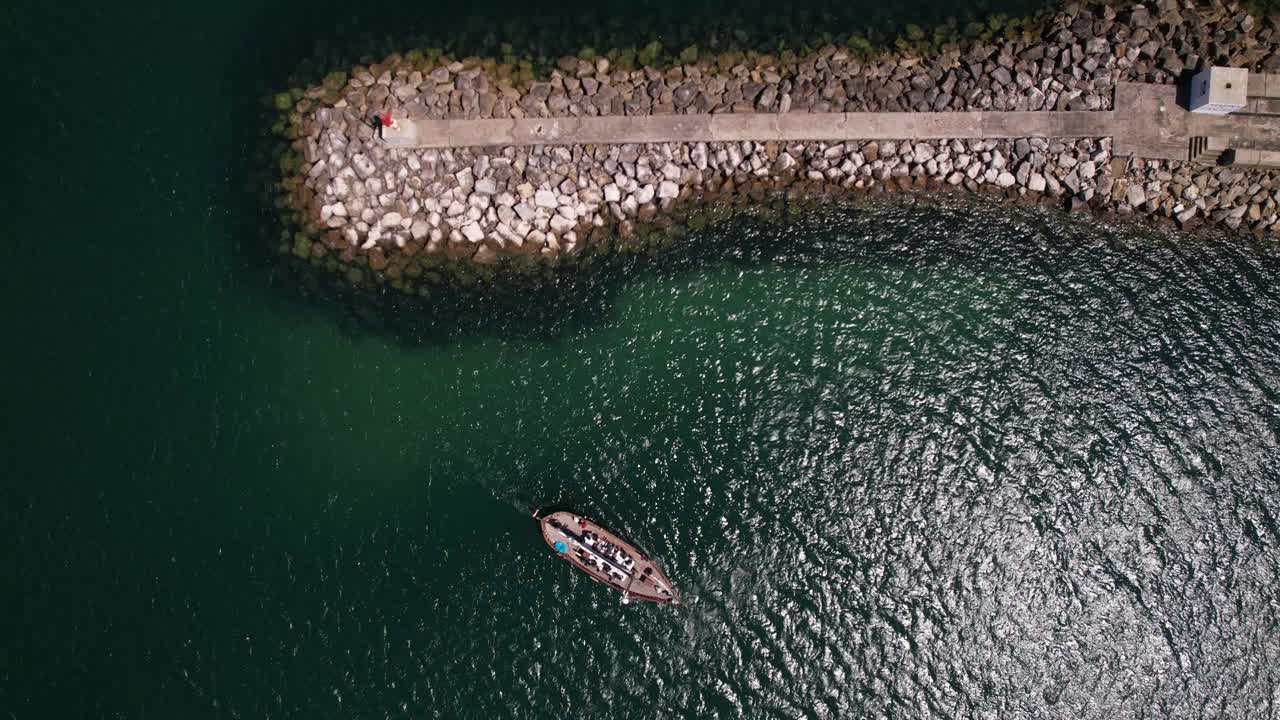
top-left (1189, 66), bottom-right (1248, 115)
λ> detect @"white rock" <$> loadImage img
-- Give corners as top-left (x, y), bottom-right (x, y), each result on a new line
top-left (604, 184), bottom-right (622, 203)
top-left (996, 171), bottom-right (1017, 188)
top-left (1127, 185), bottom-right (1146, 207)
top-left (727, 145), bottom-right (743, 168)
top-left (352, 154), bottom-right (377, 178)
top-left (381, 212), bottom-right (403, 228)
top-left (535, 189), bottom-right (559, 208)
top-left (474, 178), bottom-right (498, 195)
top-left (461, 223), bottom-right (485, 242)
top-left (455, 168), bottom-right (474, 190)
top-left (691, 143), bottom-right (709, 170)
top-left (1028, 173), bottom-right (1047, 192)
top-left (410, 219), bottom-right (430, 240)
top-left (549, 214), bottom-right (575, 233)
top-left (658, 181), bottom-right (680, 199)
top-left (498, 224), bottom-right (523, 247)
top-left (635, 185), bottom-right (655, 204)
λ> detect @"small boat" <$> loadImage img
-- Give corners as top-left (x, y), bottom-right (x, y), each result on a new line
top-left (537, 510), bottom-right (680, 605)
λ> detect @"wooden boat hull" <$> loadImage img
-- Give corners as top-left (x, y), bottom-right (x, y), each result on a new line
top-left (538, 511), bottom-right (680, 605)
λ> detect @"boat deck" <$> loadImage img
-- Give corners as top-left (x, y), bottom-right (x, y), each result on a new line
top-left (539, 511), bottom-right (678, 605)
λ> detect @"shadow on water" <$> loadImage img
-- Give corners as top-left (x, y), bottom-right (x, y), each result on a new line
top-left (252, 204), bottom-right (881, 346)
top-left (241, 183), bottom-right (1239, 350)
top-left (218, 0), bottom-right (1056, 346)
top-left (237, 196), bottom-right (1028, 347)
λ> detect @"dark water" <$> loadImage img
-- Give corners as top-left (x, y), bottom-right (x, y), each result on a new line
top-left (7, 2), bottom-right (1280, 719)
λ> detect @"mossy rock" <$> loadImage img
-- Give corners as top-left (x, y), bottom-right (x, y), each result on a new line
top-left (637, 40), bottom-right (663, 66)
top-left (273, 92), bottom-right (295, 111)
top-left (321, 71), bottom-right (348, 91)
top-left (615, 47), bottom-right (637, 72)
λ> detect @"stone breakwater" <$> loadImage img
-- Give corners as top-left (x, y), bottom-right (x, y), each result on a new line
top-left (273, 0), bottom-right (1280, 286)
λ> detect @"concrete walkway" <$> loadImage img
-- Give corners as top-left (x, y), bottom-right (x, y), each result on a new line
top-left (382, 82), bottom-right (1280, 162)
top-left (1113, 82), bottom-right (1280, 159)
top-left (383, 109), bottom-right (1114, 148)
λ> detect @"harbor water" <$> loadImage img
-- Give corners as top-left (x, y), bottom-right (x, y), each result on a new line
top-left (6, 1), bottom-right (1279, 717)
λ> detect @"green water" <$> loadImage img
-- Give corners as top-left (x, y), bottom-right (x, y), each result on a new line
top-left (7, 2), bottom-right (1280, 718)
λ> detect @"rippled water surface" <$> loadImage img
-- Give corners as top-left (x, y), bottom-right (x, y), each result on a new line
top-left (12, 200), bottom-right (1280, 719)
top-left (7, 1), bottom-right (1280, 718)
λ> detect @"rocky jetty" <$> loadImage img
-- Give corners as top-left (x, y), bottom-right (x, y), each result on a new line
top-left (271, 0), bottom-right (1280, 288)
